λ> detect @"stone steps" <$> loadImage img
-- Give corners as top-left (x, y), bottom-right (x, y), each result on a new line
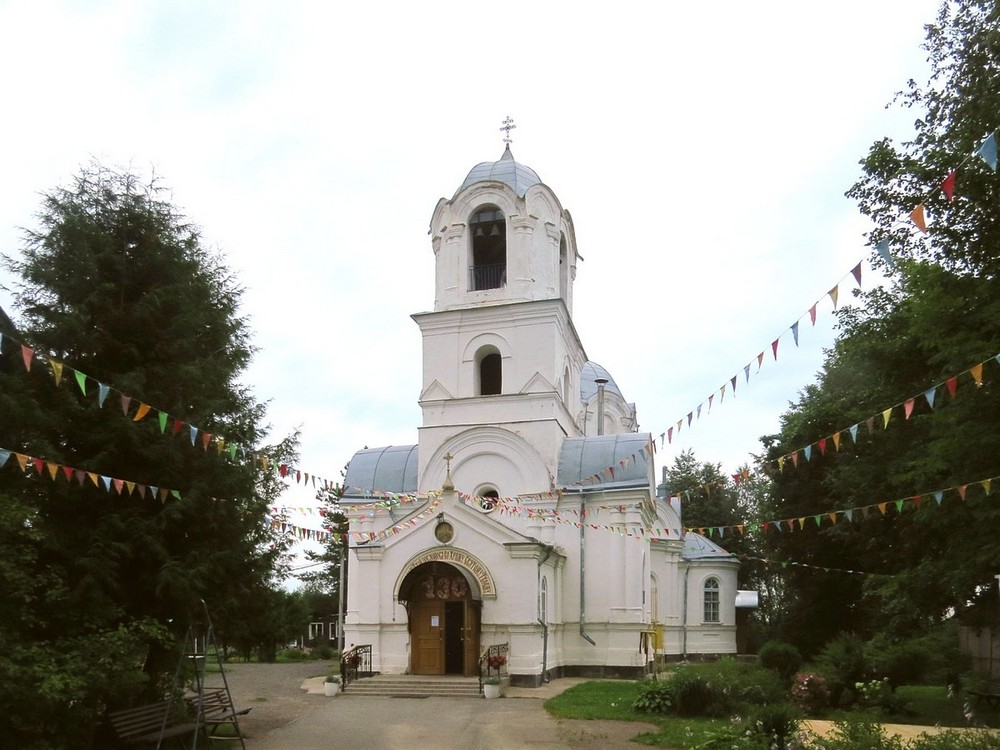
top-left (342, 675), bottom-right (483, 698)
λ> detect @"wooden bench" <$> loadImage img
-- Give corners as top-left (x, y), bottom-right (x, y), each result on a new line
top-left (107, 700), bottom-right (201, 746)
top-left (186, 687), bottom-right (251, 733)
top-left (967, 680), bottom-right (1000, 707)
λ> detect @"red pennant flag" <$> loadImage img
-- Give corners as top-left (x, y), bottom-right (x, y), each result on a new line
top-left (112, 478), bottom-right (125, 494)
top-left (818, 437), bottom-right (827, 455)
top-left (790, 451), bottom-right (799, 467)
top-left (809, 304), bottom-right (817, 325)
top-left (958, 485), bottom-right (968, 500)
top-left (771, 339), bottom-right (779, 360)
top-left (120, 394), bottom-right (132, 416)
top-left (201, 432), bottom-right (212, 450)
top-left (941, 171), bottom-right (956, 201)
top-left (21, 345), bottom-right (34, 371)
top-left (946, 376), bottom-right (958, 397)
top-left (757, 351), bottom-right (764, 369)
top-left (667, 426), bottom-right (673, 444)
top-left (172, 419), bottom-right (185, 436)
top-left (32, 457), bottom-right (43, 474)
top-left (62, 465), bottom-right (74, 481)
top-left (904, 398), bottom-right (915, 419)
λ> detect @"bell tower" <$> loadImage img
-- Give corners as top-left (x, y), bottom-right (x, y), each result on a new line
top-left (412, 126), bottom-right (587, 493)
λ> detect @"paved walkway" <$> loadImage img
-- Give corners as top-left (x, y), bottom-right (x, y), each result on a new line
top-left (243, 676), bottom-right (644, 750)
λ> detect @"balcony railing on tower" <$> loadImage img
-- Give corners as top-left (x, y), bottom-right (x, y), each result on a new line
top-left (470, 264), bottom-right (506, 291)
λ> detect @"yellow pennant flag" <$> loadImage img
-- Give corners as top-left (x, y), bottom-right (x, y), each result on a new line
top-left (133, 403), bottom-right (152, 422)
top-left (47, 462), bottom-right (59, 480)
top-left (981, 478), bottom-right (992, 495)
top-left (777, 456), bottom-right (785, 472)
top-left (970, 363), bottom-right (983, 387)
top-left (16, 453), bottom-right (28, 472)
top-left (828, 512), bottom-right (838, 524)
top-left (49, 359), bottom-right (63, 387)
top-left (87, 472), bottom-right (99, 486)
top-left (832, 432), bottom-right (841, 451)
top-left (882, 407), bottom-right (892, 428)
top-left (125, 481), bottom-right (136, 495)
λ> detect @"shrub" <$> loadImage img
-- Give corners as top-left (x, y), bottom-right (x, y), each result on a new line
top-left (790, 672), bottom-right (829, 715)
top-left (277, 647), bottom-right (312, 662)
top-left (758, 640), bottom-right (803, 684)
top-left (745, 702), bottom-right (801, 748)
top-left (819, 720), bottom-right (906, 750)
top-left (313, 644), bottom-right (335, 660)
top-left (855, 677), bottom-right (910, 716)
top-left (668, 667), bottom-right (730, 717)
top-left (816, 633), bottom-right (867, 706)
top-left (699, 658), bottom-right (786, 706)
top-left (632, 679), bottom-right (673, 714)
top-left (910, 730), bottom-right (1000, 749)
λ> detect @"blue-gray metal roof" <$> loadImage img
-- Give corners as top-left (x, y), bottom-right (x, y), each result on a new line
top-left (342, 445), bottom-right (418, 498)
top-left (682, 533), bottom-right (737, 561)
top-left (579, 361), bottom-right (625, 403)
top-left (456, 146), bottom-right (542, 198)
top-left (557, 433), bottom-right (652, 489)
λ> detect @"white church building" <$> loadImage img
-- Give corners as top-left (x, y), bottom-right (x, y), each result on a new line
top-left (340, 144), bottom-right (738, 685)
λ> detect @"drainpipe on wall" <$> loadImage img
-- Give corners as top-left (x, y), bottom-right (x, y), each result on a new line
top-left (537, 545), bottom-right (553, 683)
top-left (579, 492), bottom-right (597, 646)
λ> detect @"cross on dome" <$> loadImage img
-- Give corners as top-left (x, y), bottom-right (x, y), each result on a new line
top-left (500, 116), bottom-right (516, 147)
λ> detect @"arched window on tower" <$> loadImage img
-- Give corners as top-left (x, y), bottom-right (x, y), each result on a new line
top-left (703, 577), bottom-right (720, 623)
top-left (476, 346), bottom-right (502, 396)
top-left (469, 205), bottom-right (506, 290)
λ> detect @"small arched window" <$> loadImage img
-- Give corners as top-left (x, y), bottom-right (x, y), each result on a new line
top-left (703, 577), bottom-right (720, 623)
top-left (559, 233), bottom-right (569, 301)
top-left (540, 576), bottom-right (548, 623)
top-left (470, 205), bottom-right (506, 290)
top-left (478, 348), bottom-right (502, 396)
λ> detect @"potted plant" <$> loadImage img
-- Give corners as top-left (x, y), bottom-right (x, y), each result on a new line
top-left (324, 673), bottom-right (341, 697)
top-left (483, 676), bottom-right (502, 699)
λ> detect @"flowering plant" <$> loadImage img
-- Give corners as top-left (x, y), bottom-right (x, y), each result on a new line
top-left (790, 672), bottom-right (829, 715)
top-left (487, 653), bottom-right (506, 670)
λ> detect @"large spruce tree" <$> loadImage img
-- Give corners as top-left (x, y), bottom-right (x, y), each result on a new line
top-left (0, 163), bottom-right (293, 748)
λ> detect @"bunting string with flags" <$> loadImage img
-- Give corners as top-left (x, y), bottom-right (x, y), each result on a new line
top-left (736, 553), bottom-right (876, 578)
top-left (0, 444), bottom-right (182, 503)
top-left (656, 260), bottom-right (866, 451)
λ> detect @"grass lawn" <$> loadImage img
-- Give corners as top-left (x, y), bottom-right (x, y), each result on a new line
top-left (544, 679), bottom-right (999, 748)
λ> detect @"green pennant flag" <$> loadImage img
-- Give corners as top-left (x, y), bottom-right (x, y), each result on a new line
top-left (895, 499), bottom-right (905, 513)
top-left (158, 411), bottom-right (168, 434)
top-left (74, 369), bottom-right (87, 395)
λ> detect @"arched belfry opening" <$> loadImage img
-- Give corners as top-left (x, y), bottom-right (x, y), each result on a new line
top-left (475, 345), bottom-right (502, 396)
top-left (398, 561), bottom-right (482, 676)
top-left (469, 205), bottom-right (506, 291)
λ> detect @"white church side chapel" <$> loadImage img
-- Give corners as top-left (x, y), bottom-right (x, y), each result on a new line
top-left (340, 135), bottom-right (739, 687)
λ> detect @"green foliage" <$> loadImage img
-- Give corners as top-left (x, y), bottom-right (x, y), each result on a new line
top-left (791, 672), bottom-right (830, 715)
top-left (744, 703), bottom-right (802, 747)
top-left (816, 634), bottom-right (868, 707)
top-left (0, 162), bottom-right (298, 746)
top-left (819, 721), bottom-right (907, 750)
top-left (668, 667), bottom-right (727, 717)
top-left (855, 677), bottom-right (911, 716)
top-left (633, 679), bottom-right (674, 714)
top-left (758, 640), bottom-right (803, 683)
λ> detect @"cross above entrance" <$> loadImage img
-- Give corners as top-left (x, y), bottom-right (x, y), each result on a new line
top-left (442, 453), bottom-right (455, 491)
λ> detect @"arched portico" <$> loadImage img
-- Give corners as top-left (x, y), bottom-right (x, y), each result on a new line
top-left (397, 556), bottom-right (489, 676)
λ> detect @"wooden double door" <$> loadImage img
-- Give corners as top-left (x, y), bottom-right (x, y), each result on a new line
top-left (409, 567), bottom-right (480, 676)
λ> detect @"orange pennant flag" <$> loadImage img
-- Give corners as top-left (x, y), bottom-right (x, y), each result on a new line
top-left (878, 502), bottom-right (888, 515)
top-left (832, 432), bottom-right (841, 451)
top-left (49, 359), bottom-right (63, 387)
top-left (970, 363), bottom-right (983, 387)
top-left (910, 203), bottom-right (927, 233)
top-left (16, 453), bottom-right (28, 472)
top-left (87, 472), bottom-right (99, 486)
top-left (828, 512), bottom-right (838, 524)
top-left (46, 462), bottom-right (59, 480)
top-left (133, 402), bottom-right (152, 422)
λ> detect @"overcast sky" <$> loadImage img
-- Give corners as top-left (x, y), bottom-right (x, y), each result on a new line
top-left (0, 1), bottom-right (942, 541)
